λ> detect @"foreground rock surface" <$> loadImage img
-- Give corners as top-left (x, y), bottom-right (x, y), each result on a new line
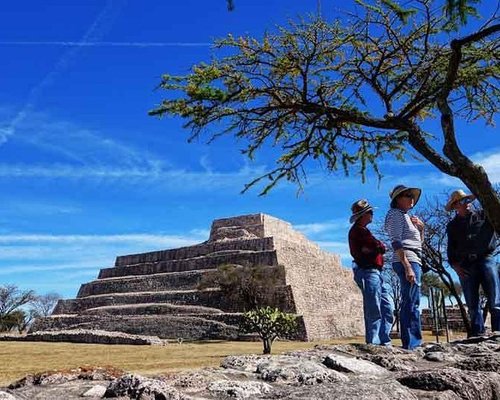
top-left (2, 335), bottom-right (500, 399)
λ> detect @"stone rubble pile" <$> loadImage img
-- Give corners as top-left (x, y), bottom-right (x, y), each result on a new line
top-left (0, 329), bottom-right (166, 346)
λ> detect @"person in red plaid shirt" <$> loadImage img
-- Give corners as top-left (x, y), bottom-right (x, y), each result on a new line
top-left (349, 199), bottom-right (393, 345)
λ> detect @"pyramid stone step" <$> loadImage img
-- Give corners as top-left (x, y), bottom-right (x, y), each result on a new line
top-left (30, 314), bottom-right (240, 340)
top-left (99, 249), bottom-right (278, 279)
top-left (82, 303), bottom-right (225, 316)
top-left (54, 285), bottom-right (296, 315)
top-left (82, 264), bottom-right (283, 298)
top-left (78, 269), bottom-right (218, 298)
top-left (53, 289), bottom-right (227, 315)
top-left (114, 237), bottom-right (275, 267)
top-left (30, 312), bottom-right (307, 340)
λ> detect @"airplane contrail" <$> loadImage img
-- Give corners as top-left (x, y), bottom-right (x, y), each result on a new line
top-left (0, 0), bottom-right (127, 145)
top-left (0, 41), bottom-right (211, 47)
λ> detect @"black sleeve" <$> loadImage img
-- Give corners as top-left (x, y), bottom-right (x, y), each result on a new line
top-left (446, 221), bottom-right (459, 264)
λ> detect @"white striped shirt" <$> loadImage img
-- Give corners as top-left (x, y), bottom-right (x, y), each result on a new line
top-left (384, 208), bottom-right (422, 265)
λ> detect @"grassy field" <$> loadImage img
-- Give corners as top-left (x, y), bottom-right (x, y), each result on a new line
top-left (0, 332), bottom-right (465, 387)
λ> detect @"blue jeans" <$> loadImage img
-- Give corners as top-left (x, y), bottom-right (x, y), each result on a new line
top-left (353, 266), bottom-right (394, 345)
top-left (459, 255), bottom-right (500, 336)
top-left (393, 262), bottom-right (422, 350)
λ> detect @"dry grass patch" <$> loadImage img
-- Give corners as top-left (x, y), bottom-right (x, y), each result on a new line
top-left (0, 339), bottom-right (345, 386)
top-left (0, 332), bottom-right (465, 387)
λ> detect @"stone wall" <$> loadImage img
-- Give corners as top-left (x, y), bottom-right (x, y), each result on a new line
top-left (274, 237), bottom-right (363, 339)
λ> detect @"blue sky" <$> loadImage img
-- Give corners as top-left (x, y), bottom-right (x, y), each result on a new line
top-left (0, 0), bottom-right (498, 299)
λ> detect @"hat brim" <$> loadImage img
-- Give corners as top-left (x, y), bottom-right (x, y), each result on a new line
top-left (445, 194), bottom-right (475, 212)
top-left (349, 206), bottom-right (374, 223)
top-left (391, 187), bottom-right (422, 207)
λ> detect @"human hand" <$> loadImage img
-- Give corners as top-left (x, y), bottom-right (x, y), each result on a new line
top-left (405, 265), bottom-right (416, 284)
top-left (410, 216), bottom-right (424, 231)
top-left (452, 263), bottom-right (469, 279)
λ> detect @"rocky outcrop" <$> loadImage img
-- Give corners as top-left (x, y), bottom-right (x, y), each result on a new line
top-left (30, 213), bottom-right (363, 342)
top-left (3, 336), bottom-right (500, 399)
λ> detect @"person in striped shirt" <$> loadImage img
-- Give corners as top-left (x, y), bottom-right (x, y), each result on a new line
top-left (384, 185), bottom-right (425, 350)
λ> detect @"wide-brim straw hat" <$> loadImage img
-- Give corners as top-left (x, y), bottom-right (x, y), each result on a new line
top-left (389, 184), bottom-right (422, 206)
top-left (445, 189), bottom-right (476, 212)
top-left (350, 199), bottom-right (375, 224)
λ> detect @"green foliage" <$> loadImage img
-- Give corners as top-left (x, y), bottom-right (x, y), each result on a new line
top-left (198, 263), bottom-right (285, 311)
top-left (0, 285), bottom-right (36, 332)
top-left (0, 309), bottom-right (35, 333)
top-left (151, 0), bottom-right (499, 197)
top-left (0, 285), bottom-right (60, 333)
top-left (444, 0), bottom-right (480, 27)
top-left (422, 273), bottom-right (447, 297)
top-left (241, 306), bottom-right (298, 354)
top-left (355, 0), bottom-right (417, 23)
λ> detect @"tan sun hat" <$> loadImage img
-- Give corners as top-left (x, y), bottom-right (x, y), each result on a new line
top-left (350, 199), bottom-right (374, 224)
top-left (445, 189), bottom-right (476, 212)
top-left (389, 184), bottom-right (422, 206)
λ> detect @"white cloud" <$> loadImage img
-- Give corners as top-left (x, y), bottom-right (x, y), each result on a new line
top-left (0, 261), bottom-right (109, 275)
top-left (0, 200), bottom-right (81, 216)
top-left (294, 219), bottom-right (349, 235)
top-left (0, 233), bottom-right (203, 247)
top-left (0, 162), bottom-right (269, 193)
top-left (0, 0), bottom-right (126, 145)
top-left (473, 150), bottom-right (500, 184)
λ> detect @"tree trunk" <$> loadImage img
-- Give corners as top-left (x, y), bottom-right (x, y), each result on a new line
top-left (453, 161), bottom-right (500, 234)
top-left (407, 124), bottom-right (500, 233)
top-left (263, 338), bottom-right (272, 354)
top-left (422, 243), bottom-right (472, 337)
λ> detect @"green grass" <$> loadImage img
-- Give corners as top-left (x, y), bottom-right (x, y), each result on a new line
top-left (0, 332), bottom-right (465, 387)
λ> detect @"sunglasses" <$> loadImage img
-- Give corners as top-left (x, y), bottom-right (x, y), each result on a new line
top-left (400, 193), bottom-right (414, 199)
top-left (458, 198), bottom-right (472, 205)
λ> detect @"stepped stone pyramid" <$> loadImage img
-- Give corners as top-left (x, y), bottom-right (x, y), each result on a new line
top-left (31, 214), bottom-right (363, 341)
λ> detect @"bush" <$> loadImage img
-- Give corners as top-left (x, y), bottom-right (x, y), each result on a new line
top-left (241, 307), bottom-right (297, 354)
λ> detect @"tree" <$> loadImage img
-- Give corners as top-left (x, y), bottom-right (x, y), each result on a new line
top-left (241, 306), bottom-right (298, 354)
top-left (2, 309), bottom-right (36, 333)
top-left (30, 292), bottom-right (61, 318)
top-left (151, 0), bottom-right (500, 231)
top-left (198, 263), bottom-right (286, 311)
top-left (421, 272), bottom-right (449, 301)
top-left (382, 267), bottom-right (401, 332)
top-left (0, 285), bottom-right (36, 332)
top-left (225, 0), bottom-right (480, 23)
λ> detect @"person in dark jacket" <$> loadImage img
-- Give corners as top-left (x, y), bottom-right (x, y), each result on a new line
top-left (446, 189), bottom-right (500, 336)
top-left (349, 199), bottom-right (393, 345)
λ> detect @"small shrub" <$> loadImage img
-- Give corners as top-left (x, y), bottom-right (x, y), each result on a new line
top-left (241, 307), bottom-right (297, 354)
